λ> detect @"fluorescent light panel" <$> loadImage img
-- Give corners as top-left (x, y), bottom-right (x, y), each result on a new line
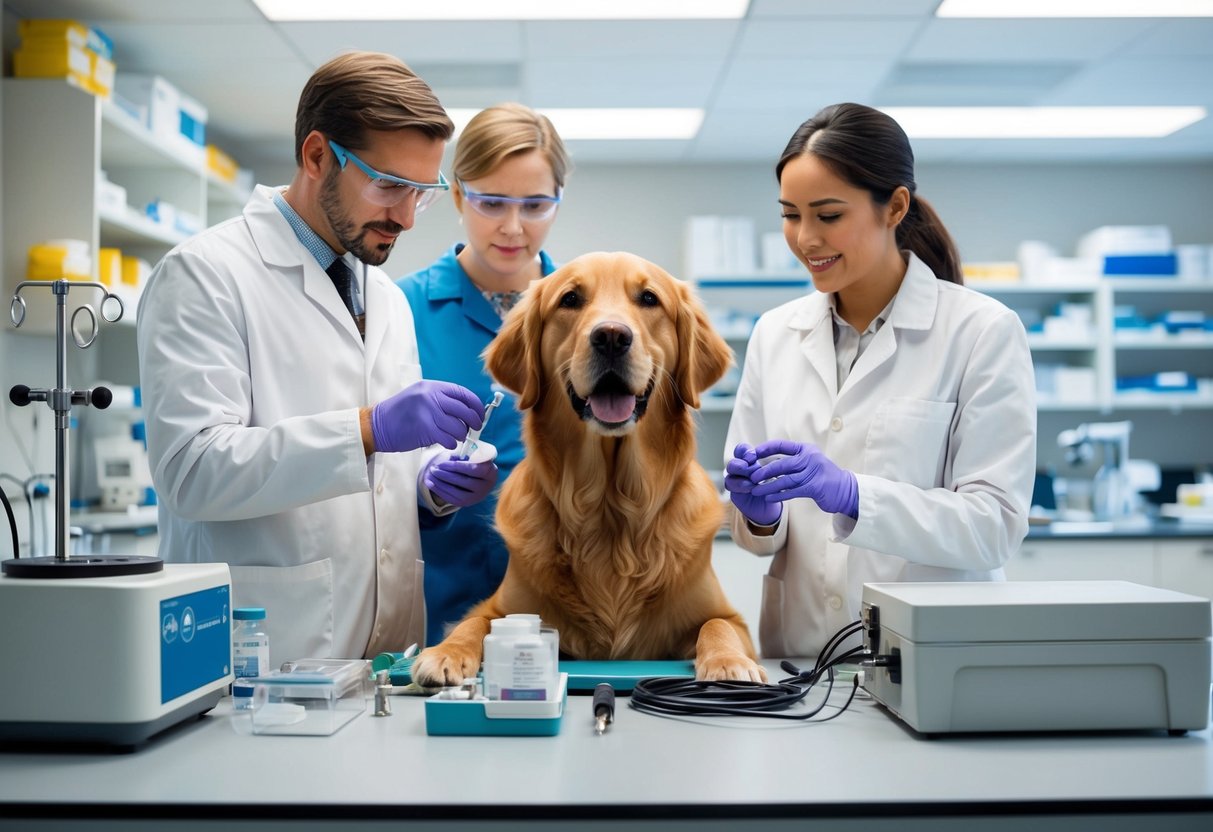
top-left (254, 0), bottom-right (749, 21)
top-left (937, 0), bottom-right (1213, 18)
top-left (449, 108), bottom-right (703, 140)
top-left (880, 107), bottom-right (1207, 139)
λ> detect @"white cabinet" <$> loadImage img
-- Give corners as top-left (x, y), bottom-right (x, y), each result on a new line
top-left (1154, 539), bottom-right (1213, 602)
top-left (1005, 536), bottom-right (1213, 601)
top-left (1005, 539), bottom-right (1156, 584)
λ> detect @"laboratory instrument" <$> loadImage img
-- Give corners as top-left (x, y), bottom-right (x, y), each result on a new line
top-left (859, 580), bottom-right (1211, 735)
top-left (593, 683), bottom-right (615, 735)
top-left (457, 390), bottom-right (503, 460)
top-left (1056, 421), bottom-right (1136, 521)
top-left (0, 279), bottom-right (232, 747)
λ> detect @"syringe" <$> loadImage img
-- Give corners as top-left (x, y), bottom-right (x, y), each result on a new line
top-left (457, 391), bottom-right (504, 460)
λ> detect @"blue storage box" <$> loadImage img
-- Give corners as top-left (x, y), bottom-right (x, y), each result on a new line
top-left (1103, 253), bottom-right (1178, 276)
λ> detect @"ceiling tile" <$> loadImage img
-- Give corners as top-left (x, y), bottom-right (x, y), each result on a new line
top-left (749, 0), bottom-right (941, 17)
top-left (1119, 20), bottom-right (1213, 58)
top-left (525, 59), bottom-right (721, 108)
top-left (712, 58), bottom-right (895, 110)
top-left (277, 21), bottom-right (524, 67)
top-left (1049, 58), bottom-right (1213, 107)
top-left (5, 0), bottom-right (260, 22)
top-left (523, 20), bottom-right (739, 58)
top-left (906, 19), bottom-right (1153, 63)
top-left (736, 19), bottom-right (924, 58)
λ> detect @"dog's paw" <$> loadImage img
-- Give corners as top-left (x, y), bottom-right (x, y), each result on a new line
top-left (410, 645), bottom-right (482, 688)
top-left (695, 653), bottom-right (768, 684)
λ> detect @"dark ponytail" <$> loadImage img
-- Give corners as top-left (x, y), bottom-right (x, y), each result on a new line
top-left (776, 103), bottom-right (963, 285)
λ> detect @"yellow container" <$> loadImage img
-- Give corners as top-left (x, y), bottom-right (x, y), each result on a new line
top-left (121, 255), bottom-right (150, 289)
top-left (27, 241), bottom-right (92, 282)
top-left (13, 42), bottom-right (91, 83)
top-left (18, 19), bottom-right (90, 48)
top-left (98, 248), bottom-right (123, 287)
top-left (207, 144), bottom-right (239, 184)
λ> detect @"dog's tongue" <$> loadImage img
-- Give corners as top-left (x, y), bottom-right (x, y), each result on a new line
top-left (588, 393), bottom-right (636, 423)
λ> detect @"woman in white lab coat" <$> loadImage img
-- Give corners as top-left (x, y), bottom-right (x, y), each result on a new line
top-left (725, 103), bottom-right (1036, 658)
top-left (138, 53), bottom-right (495, 665)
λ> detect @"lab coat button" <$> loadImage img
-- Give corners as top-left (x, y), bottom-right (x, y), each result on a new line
top-left (828, 595), bottom-right (842, 610)
top-left (830, 417), bottom-right (843, 432)
top-left (376, 483), bottom-right (384, 495)
top-left (379, 548), bottom-right (388, 564)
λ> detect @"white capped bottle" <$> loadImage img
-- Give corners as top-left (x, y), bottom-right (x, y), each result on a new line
top-left (232, 607), bottom-right (269, 680)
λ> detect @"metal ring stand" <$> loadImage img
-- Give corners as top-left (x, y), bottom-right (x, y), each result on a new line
top-left (2, 280), bottom-right (162, 578)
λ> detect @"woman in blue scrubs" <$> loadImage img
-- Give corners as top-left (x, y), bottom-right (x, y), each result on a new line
top-left (398, 103), bottom-right (570, 643)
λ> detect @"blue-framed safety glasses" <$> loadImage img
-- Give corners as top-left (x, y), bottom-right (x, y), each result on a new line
top-left (458, 180), bottom-right (562, 222)
top-left (328, 140), bottom-right (449, 210)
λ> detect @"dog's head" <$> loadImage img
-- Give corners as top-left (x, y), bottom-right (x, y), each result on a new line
top-left (484, 251), bottom-right (732, 437)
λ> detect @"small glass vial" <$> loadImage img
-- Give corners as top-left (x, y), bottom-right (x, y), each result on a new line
top-left (232, 607), bottom-right (269, 680)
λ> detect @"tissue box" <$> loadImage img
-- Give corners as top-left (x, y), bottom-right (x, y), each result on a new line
top-left (245, 658), bottom-right (369, 736)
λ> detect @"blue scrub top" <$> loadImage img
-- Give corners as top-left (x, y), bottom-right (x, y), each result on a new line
top-left (398, 244), bottom-right (557, 644)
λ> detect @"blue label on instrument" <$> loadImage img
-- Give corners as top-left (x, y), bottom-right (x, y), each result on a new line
top-left (160, 585), bottom-right (231, 704)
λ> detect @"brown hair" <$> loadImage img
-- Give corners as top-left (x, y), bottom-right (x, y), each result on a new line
top-left (453, 103), bottom-right (570, 189)
top-left (776, 103), bottom-right (962, 284)
top-left (294, 51), bottom-right (454, 165)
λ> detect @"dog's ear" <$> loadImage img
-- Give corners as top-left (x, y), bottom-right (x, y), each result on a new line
top-left (483, 280), bottom-right (544, 410)
top-left (674, 280), bottom-right (733, 410)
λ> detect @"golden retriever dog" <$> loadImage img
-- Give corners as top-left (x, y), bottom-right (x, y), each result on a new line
top-left (410, 251), bottom-right (766, 686)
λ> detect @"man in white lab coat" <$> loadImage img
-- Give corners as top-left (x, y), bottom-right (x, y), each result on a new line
top-left (138, 52), bottom-right (499, 664)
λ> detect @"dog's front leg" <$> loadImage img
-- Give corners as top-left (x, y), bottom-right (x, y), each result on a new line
top-left (694, 618), bottom-right (768, 683)
top-left (410, 617), bottom-right (494, 687)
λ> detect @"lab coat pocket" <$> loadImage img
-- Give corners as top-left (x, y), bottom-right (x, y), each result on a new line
top-left (865, 398), bottom-right (957, 489)
top-left (230, 558), bottom-right (334, 668)
top-left (758, 574), bottom-right (788, 659)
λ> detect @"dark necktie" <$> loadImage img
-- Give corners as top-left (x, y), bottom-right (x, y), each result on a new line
top-left (326, 257), bottom-right (365, 338)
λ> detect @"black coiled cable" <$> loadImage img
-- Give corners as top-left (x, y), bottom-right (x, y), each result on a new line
top-left (629, 620), bottom-right (867, 723)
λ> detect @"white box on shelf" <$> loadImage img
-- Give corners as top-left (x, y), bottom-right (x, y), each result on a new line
top-left (1054, 366), bottom-right (1098, 404)
top-left (684, 215), bottom-right (723, 280)
top-left (114, 72), bottom-right (207, 165)
top-left (1077, 225), bottom-right (1172, 258)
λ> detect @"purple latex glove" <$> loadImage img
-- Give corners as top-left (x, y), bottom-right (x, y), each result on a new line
top-left (748, 439), bottom-right (859, 519)
top-left (725, 443), bottom-right (783, 527)
top-left (422, 455), bottom-right (499, 508)
top-left (371, 381), bottom-right (484, 453)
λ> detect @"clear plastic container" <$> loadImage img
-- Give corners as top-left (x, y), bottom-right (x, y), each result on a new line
top-left (244, 658), bottom-right (370, 736)
top-left (232, 607), bottom-right (269, 679)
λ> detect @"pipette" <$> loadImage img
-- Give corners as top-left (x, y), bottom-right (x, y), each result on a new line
top-left (457, 391), bottom-right (504, 460)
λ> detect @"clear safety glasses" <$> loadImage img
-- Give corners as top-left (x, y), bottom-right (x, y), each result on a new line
top-left (458, 180), bottom-right (562, 222)
top-left (328, 140), bottom-right (450, 210)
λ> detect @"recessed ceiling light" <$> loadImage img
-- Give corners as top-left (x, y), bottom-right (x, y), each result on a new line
top-left (937, 0), bottom-right (1213, 17)
top-left (448, 108), bottom-right (704, 140)
top-left (253, 0), bottom-right (749, 21)
top-left (880, 107), bottom-right (1207, 139)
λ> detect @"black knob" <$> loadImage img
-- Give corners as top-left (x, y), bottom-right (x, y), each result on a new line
top-left (90, 386), bottom-right (113, 410)
top-left (9, 385), bottom-right (31, 407)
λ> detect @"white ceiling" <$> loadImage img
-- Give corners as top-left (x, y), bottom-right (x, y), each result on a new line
top-left (7, 0), bottom-right (1213, 168)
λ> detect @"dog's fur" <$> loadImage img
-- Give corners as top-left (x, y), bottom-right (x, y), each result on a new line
top-left (410, 251), bottom-right (766, 685)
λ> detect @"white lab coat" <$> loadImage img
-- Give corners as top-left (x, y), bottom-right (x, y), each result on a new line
top-left (138, 185), bottom-right (446, 664)
top-left (726, 253), bottom-right (1037, 658)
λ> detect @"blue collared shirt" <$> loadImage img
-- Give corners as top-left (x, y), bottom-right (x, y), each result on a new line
top-left (272, 190), bottom-right (363, 316)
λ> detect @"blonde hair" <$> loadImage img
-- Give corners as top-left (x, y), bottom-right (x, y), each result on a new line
top-left (453, 103), bottom-right (570, 189)
top-left (294, 51), bottom-right (454, 165)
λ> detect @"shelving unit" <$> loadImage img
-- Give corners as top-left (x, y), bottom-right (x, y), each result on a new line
top-left (3, 78), bottom-right (254, 338)
top-left (690, 271), bottom-right (1213, 475)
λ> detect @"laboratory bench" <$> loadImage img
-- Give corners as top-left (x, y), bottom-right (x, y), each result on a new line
top-left (1, 660), bottom-right (1211, 831)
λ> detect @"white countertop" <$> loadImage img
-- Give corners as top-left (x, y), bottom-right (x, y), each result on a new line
top-left (2, 660), bottom-right (1211, 830)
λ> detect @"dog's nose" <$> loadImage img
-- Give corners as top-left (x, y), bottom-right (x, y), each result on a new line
top-left (590, 321), bottom-right (633, 358)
